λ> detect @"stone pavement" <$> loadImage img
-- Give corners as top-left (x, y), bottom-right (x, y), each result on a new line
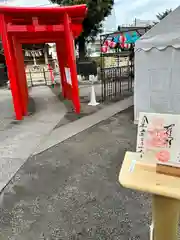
top-left (0, 88), bottom-right (14, 130)
top-left (0, 86), bottom-right (66, 192)
top-left (0, 107), bottom-right (151, 240)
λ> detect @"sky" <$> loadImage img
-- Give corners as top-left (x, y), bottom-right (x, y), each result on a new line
top-left (0, 0), bottom-right (180, 25)
top-left (114, 0), bottom-right (180, 24)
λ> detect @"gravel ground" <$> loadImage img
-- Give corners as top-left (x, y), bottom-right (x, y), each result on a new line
top-left (0, 107), bottom-right (151, 240)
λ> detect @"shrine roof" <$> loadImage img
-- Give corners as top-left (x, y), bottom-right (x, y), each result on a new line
top-left (0, 4), bottom-right (87, 19)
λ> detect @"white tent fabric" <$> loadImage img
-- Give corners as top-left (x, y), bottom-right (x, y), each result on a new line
top-left (135, 6), bottom-right (180, 51)
top-left (134, 5), bottom-right (180, 122)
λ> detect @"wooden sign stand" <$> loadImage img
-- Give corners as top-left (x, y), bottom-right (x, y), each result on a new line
top-left (119, 152), bottom-right (180, 240)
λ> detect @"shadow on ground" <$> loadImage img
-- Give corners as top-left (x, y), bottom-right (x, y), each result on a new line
top-left (51, 85), bottom-right (133, 129)
top-left (1, 96), bottom-right (36, 130)
top-left (0, 107), bottom-right (151, 240)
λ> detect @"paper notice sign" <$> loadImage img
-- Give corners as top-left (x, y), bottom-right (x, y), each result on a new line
top-left (65, 68), bottom-right (72, 85)
top-left (136, 112), bottom-right (180, 165)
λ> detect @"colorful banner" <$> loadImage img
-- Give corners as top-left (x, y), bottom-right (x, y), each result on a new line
top-left (101, 31), bottom-right (140, 52)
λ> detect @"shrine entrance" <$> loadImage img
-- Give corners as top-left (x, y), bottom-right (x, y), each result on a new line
top-left (0, 5), bottom-right (87, 120)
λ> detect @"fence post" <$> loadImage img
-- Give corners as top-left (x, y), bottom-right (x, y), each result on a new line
top-left (29, 69), bottom-right (33, 87)
top-left (120, 67), bottom-right (122, 94)
top-left (130, 60), bottom-right (134, 91)
top-left (114, 74), bottom-right (117, 97)
top-left (43, 68), bottom-right (47, 85)
top-left (103, 71), bottom-right (106, 102)
top-left (128, 65), bottom-right (131, 91)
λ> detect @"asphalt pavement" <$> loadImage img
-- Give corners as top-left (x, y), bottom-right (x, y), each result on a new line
top-left (0, 107), bottom-right (151, 240)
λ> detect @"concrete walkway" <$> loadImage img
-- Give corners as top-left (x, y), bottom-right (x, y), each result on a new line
top-left (0, 86), bottom-right (66, 192)
top-left (34, 96), bottom-right (133, 155)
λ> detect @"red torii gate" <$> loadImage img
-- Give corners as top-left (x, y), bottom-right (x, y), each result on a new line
top-left (0, 5), bottom-right (87, 120)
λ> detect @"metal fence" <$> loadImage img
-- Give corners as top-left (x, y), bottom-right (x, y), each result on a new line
top-left (26, 69), bottom-right (54, 87)
top-left (99, 41), bottom-right (135, 102)
top-left (99, 27), bottom-right (151, 102)
top-left (101, 64), bottom-right (134, 102)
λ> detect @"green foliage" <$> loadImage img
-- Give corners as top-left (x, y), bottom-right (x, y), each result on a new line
top-left (156, 9), bottom-right (172, 21)
top-left (50, 0), bottom-right (114, 41)
top-left (153, 9), bottom-right (172, 26)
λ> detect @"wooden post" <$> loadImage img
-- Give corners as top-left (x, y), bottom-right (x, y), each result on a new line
top-left (152, 195), bottom-right (180, 240)
top-left (44, 47), bottom-right (49, 65)
top-left (56, 41), bottom-right (66, 98)
top-left (13, 37), bottom-right (28, 116)
top-left (64, 13), bottom-right (80, 113)
top-left (0, 14), bottom-right (23, 120)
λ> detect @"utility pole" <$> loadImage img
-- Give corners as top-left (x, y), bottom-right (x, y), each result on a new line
top-left (134, 18), bottom-right (137, 26)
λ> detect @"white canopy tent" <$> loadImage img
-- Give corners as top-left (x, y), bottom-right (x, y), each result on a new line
top-left (134, 6), bottom-right (180, 122)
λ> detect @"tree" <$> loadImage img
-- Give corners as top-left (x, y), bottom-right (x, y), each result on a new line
top-left (156, 9), bottom-right (172, 22)
top-left (156, 9), bottom-right (172, 20)
top-left (153, 9), bottom-right (172, 26)
top-left (50, 0), bottom-right (114, 59)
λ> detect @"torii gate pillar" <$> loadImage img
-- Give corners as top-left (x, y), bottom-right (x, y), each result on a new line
top-left (0, 5), bottom-right (87, 120)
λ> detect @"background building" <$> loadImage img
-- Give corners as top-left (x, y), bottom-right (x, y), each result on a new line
top-left (134, 19), bottom-right (155, 27)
